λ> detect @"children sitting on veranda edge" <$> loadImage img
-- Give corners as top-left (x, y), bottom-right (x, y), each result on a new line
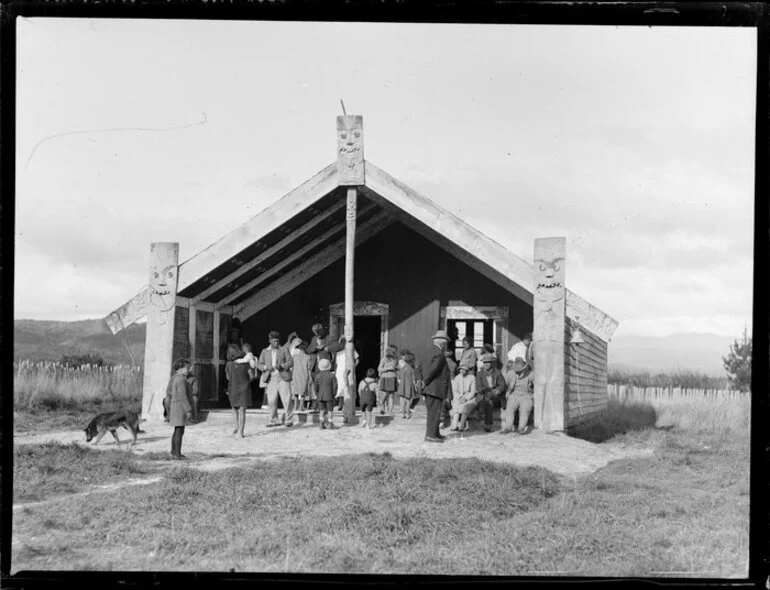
top-left (358, 368), bottom-right (378, 429)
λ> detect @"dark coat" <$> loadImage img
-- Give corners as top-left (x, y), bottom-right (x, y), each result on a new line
top-left (423, 345), bottom-right (451, 400)
top-left (168, 372), bottom-right (193, 427)
top-left (476, 368), bottom-right (507, 400)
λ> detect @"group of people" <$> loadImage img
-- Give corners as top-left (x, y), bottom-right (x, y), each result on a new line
top-left (420, 330), bottom-right (534, 443)
top-left (161, 317), bottom-right (535, 457)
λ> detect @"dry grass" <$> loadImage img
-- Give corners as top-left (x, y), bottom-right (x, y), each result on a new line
top-left (14, 361), bottom-right (143, 433)
top-left (11, 391), bottom-right (750, 577)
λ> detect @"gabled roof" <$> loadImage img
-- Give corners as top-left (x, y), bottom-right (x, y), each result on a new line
top-left (106, 160), bottom-right (618, 342)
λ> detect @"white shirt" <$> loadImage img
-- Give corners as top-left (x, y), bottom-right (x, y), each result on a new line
top-left (271, 349), bottom-right (278, 373)
top-left (507, 341), bottom-right (529, 363)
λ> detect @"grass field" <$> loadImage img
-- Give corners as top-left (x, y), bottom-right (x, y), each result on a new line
top-left (11, 391), bottom-right (750, 577)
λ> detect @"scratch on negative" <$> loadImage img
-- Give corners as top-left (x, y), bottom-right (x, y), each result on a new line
top-left (23, 112), bottom-right (208, 170)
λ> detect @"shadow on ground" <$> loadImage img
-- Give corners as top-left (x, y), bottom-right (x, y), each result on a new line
top-left (567, 399), bottom-right (658, 443)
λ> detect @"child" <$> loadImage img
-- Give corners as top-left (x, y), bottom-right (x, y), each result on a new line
top-left (450, 366), bottom-right (477, 431)
top-left (358, 368), bottom-right (379, 429)
top-left (397, 351), bottom-right (418, 419)
top-left (290, 339), bottom-right (313, 412)
top-left (377, 344), bottom-right (399, 416)
top-left (235, 342), bottom-right (258, 381)
top-left (313, 358), bottom-right (338, 430)
top-left (187, 371), bottom-right (200, 423)
top-left (458, 336), bottom-right (478, 374)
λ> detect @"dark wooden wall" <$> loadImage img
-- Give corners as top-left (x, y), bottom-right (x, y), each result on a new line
top-left (241, 221), bottom-right (532, 375)
top-left (564, 316), bottom-right (608, 428)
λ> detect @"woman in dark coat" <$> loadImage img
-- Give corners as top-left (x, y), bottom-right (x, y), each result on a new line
top-left (225, 344), bottom-right (251, 438)
top-left (168, 358), bottom-right (194, 459)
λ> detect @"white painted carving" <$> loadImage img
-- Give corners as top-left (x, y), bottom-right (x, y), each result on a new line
top-left (337, 116), bottom-right (364, 185)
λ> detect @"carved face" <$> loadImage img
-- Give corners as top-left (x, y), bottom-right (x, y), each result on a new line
top-left (535, 256), bottom-right (565, 304)
top-left (337, 116), bottom-right (364, 182)
top-left (149, 262), bottom-right (177, 319)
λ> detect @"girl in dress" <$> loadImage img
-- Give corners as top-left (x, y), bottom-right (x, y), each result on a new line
top-left (397, 351), bottom-right (418, 419)
top-left (450, 366), bottom-right (477, 431)
top-left (290, 339), bottom-right (313, 412)
top-left (377, 344), bottom-right (399, 416)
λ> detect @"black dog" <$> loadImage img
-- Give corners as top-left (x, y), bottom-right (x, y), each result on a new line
top-left (84, 410), bottom-right (145, 447)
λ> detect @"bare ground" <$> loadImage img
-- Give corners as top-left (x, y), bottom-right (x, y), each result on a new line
top-left (14, 406), bottom-right (653, 493)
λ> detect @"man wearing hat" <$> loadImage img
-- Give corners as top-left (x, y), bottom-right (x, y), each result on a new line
top-left (422, 330), bottom-right (452, 442)
top-left (475, 352), bottom-right (507, 432)
top-left (500, 357), bottom-right (535, 435)
top-left (257, 330), bottom-right (295, 427)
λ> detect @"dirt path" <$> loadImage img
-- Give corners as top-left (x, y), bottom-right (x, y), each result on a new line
top-left (14, 408), bottom-right (653, 487)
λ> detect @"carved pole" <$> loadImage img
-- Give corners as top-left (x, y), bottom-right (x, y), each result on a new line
top-left (532, 237), bottom-right (566, 433)
top-left (337, 115), bottom-right (364, 426)
top-left (343, 188), bottom-right (357, 425)
top-left (141, 242), bottom-right (179, 420)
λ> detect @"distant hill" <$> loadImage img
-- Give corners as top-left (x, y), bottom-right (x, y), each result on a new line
top-left (13, 319), bottom-right (145, 365)
top-left (608, 332), bottom-right (733, 376)
top-left (13, 319), bottom-right (736, 376)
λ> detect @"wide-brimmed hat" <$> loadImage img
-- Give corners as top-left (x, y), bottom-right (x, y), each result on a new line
top-left (513, 358), bottom-right (528, 372)
top-left (318, 358), bottom-right (332, 371)
top-left (481, 352), bottom-right (496, 363)
top-left (432, 330), bottom-right (449, 341)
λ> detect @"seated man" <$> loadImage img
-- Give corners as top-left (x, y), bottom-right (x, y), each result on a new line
top-left (473, 353), bottom-right (507, 432)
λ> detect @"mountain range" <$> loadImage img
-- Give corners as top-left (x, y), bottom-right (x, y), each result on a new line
top-left (12, 318), bottom-right (735, 376)
top-left (13, 318), bottom-right (145, 365)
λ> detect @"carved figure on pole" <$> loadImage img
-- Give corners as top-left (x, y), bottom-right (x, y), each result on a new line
top-left (532, 237), bottom-right (566, 433)
top-left (337, 115), bottom-right (364, 186)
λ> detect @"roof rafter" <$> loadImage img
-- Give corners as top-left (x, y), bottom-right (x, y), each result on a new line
top-left (234, 211), bottom-right (394, 321)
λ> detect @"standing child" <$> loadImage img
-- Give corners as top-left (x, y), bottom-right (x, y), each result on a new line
top-left (397, 351), bottom-right (419, 418)
top-left (290, 339), bottom-right (313, 412)
top-left (377, 344), bottom-right (399, 416)
top-left (450, 366), bottom-right (477, 431)
top-left (314, 358), bottom-right (338, 430)
top-left (500, 358), bottom-right (535, 435)
top-left (358, 368), bottom-right (379, 429)
top-left (458, 336), bottom-right (478, 374)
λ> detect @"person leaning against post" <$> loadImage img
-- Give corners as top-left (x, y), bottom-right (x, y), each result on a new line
top-left (257, 330), bottom-right (296, 428)
top-left (167, 358), bottom-right (194, 460)
top-left (422, 330), bottom-right (452, 443)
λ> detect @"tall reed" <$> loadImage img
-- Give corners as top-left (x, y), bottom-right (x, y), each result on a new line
top-left (14, 360), bottom-right (143, 411)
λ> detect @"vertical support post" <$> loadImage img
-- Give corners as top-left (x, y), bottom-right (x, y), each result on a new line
top-left (343, 187), bottom-right (358, 425)
top-left (532, 237), bottom-right (566, 433)
top-left (212, 310), bottom-right (221, 402)
top-left (188, 305), bottom-right (197, 367)
top-left (141, 242), bottom-right (180, 420)
top-left (337, 114), bottom-right (364, 426)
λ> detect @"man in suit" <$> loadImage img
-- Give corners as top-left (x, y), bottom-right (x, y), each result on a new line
top-left (257, 330), bottom-right (295, 427)
top-left (475, 352), bottom-right (507, 432)
top-left (422, 330), bottom-right (452, 443)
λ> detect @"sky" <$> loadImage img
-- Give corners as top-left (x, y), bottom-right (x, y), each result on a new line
top-left (15, 19), bottom-right (756, 339)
